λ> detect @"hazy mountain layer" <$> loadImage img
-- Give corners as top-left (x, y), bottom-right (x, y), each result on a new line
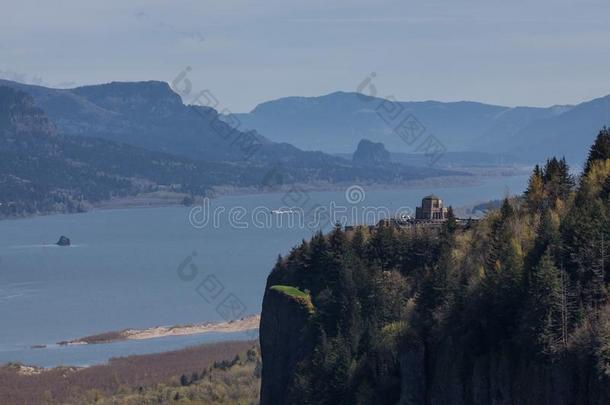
top-left (234, 91), bottom-right (610, 164)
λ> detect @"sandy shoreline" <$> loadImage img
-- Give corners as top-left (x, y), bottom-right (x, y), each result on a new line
top-left (57, 314), bottom-right (260, 346)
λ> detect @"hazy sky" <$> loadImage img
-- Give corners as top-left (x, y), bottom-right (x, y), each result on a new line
top-left (1, 0), bottom-right (609, 112)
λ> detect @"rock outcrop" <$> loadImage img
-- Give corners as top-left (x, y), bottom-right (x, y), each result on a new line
top-left (353, 139), bottom-right (391, 165)
top-left (56, 236), bottom-right (71, 246)
top-left (259, 286), bottom-right (314, 405)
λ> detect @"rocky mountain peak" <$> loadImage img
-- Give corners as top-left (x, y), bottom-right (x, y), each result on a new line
top-left (352, 139), bottom-right (390, 165)
top-left (72, 80), bottom-right (183, 118)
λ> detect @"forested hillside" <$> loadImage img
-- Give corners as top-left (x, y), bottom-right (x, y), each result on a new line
top-left (260, 128), bottom-right (610, 404)
top-left (0, 86), bottom-right (462, 219)
top-left (0, 86), bottom-right (226, 218)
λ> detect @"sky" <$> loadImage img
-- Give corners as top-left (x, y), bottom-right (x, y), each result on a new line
top-left (1, 0), bottom-right (610, 112)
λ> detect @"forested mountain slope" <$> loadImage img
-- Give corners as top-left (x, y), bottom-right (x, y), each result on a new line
top-left (259, 128), bottom-right (610, 404)
top-left (0, 86), bottom-right (462, 219)
top-left (0, 86), bottom-right (233, 217)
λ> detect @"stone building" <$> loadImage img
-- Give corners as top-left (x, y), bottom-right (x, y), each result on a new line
top-left (415, 194), bottom-right (448, 220)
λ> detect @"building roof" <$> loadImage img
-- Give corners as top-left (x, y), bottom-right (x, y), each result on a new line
top-left (423, 194), bottom-right (441, 200)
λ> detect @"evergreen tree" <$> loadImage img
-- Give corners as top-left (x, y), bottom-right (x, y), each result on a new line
top-left (602, 175), bottom-right (610, 201)
top-left (527, 209), bottom-right (561, 272)
top-left (350, 226), bottom-right (367, 258)
top-left (325, 224), bottom-right (359, 340)
top-left (304, 231), bottom-right (331, 292)
top-left (366, 222), bottom-right (398, 270)
top-left (328, 223), bottom-right (348, 257)
top-left (557, 157), bottom-right (576, 201)
top-left (486, 198), bottom-right (515, 273)
top-left (524, 249), bottom-right (566, 354)
top-left (400, 229), bottom-right (440, 275)
top-left (500, 197), bottom-right (515, 220)
top-left (562, 197), bottom-right (607, 308)
top-left (415, 264), bottom-right (450, 334)
top-left (180, 374), bottom-right (189, 386)
top-left (543, 157), bottom-right (561, 183)
top-left (584, 127), bottom-right (610, 175)
top-left (481, 198), bottom-right (525, 342)
top-left (525, 164), bottom-right (545, 212)
top-left (540, 157), bottom-right (574, 207)
top-left (442, 206), bottom-right (457, 237)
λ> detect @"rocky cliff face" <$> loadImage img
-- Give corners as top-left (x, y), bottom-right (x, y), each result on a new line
top-left (72, 81), bottom-right (184, 119)
top-left (261, 316), bottom-right (610, 405)
top-left (259, 286), bottom-right (314, 405)
top-left (399, 337), bottom-right (610, 405)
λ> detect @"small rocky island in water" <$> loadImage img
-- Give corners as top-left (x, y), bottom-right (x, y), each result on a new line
top-left (56, 236), bottom-right (71, 246)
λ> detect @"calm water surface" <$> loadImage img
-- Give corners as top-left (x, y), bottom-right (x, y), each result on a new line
top-left (0, 176), bottom-right (528, 366)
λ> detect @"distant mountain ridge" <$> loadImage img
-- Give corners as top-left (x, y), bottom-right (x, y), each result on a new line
top-left (0, 79), bottom-right (279, 162)
top-left (6, 78), bottom-right (607, 165)
top-left (0, 84), bottom-right (465, 218)
top-left (0, 79), bottom-right (452, 172)
top-left (502, 94), bottom-right (610, 162)
top-left (233, 91), bottom-right (610, 164)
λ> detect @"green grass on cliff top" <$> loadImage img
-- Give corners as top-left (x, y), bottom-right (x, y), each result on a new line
top-left (270, 285), bottom-right (309, 299)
